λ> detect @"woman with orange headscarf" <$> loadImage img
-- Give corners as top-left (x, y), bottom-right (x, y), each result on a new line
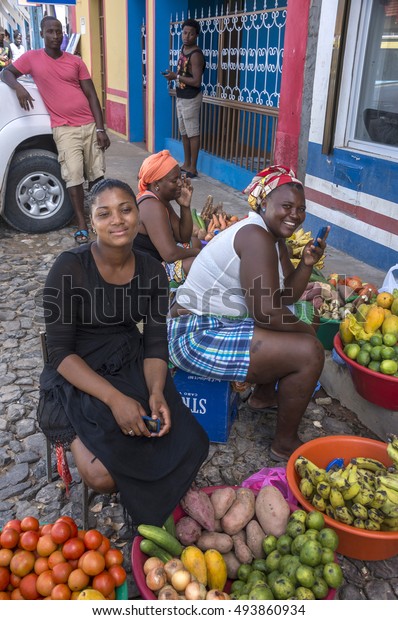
top-left (134, 150), bottom-right (201, 293)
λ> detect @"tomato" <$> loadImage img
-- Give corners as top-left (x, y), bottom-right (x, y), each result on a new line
top-left (108, 564), bottom-right (127, 587)
top-left (48, 550), bottom-right (66, 569)
top-left (20, 516), bottom-right (40, 532)
top-left (105, 548), bottom-right (124, 568)
top-left (51, 583), bottom-right (72, 600)
top-left (34, 556), bottom-right (50, 575)
top-left (40, 524), bottom-right (53, 536)
top-left (19, 530), bottom-right (40, 552)
top-left (0, 567), bottom-right (10, 591)
top-left (3, 519), bottom-right (21, 533)
top-left (67, 568), bottom-right (90, 592)
top-left (81, 550), bottom-right (106, 576)
top-left (84, 529), bottom-right (103, 550)
top-left (36, 569), bottom-right (57, 597)
top-left (0, 592), bottom-right (11, 600)
top-left (97, 536), bottom-right (111, 556)
top-left (62, 537), bottom-right (86, 561)
top-left (345, 276), bottom-right (362, 292)
top-left (36, 534), bottom-right (58, 557)
top-left (19, 573), bottom-right (40, 600)
top-left (51, 520), bottom-right (72, 545)
top-left (0, 549), bottom-right (13, 567)
top-left (92, 570), bottom-right (116, 597)
top-left (0, 527), bottom-right (19, 549)
top-left (9, 572), bottom-right (21, 588)
top-left (9, 550), bottom-right (35, 577)
top-left (10, 587), bottom-right (24, 600)
top-left (52, 561), bottom-right (73, 585)
top-left (56, 516), bottom-right (78, 538)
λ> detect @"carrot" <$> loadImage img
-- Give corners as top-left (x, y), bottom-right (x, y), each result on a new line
top-left (212, 214), bottom-right (220, 229)
top-left (208, 221), bottom-right (215, 233)
top-left (218, 215), bottom-right (227, 230)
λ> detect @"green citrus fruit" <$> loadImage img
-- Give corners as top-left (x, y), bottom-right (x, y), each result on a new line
top-left (380, 359), bottom-right (398, 375)
top-left (231, 580), bottom-right (246, 594)
top-left (279, 554), bottom-right (296, 573)
top-left (237, 563), bottom-right (252, 582)
top-left (248, 584), bottom-right (275, 600)
top-left (265, 550), bottom-right (282, 572)
top-left (356, 350), bottom-right (370, 366)
top-left (320, 547), bottom-right (335, 565)
top-left (252, 559), bottom-right (268, 573)
top-left (318, 527), bottom-right (339, 551)
top-left (277, 534), bottom-right (293, 555)
top-left (305, 511), bottom-right (325, 531)
top-left (291, 534), bottom-right (308, 556)
top-left (299, 540), bottom-right (322, 567)
top-left (267, 570), bottom-right (280, 590)
top-left (247, 569), bottom-right (267, 588)
top-left (370, 345), bottom-right (382, 361)
top-left (381, 346), bottom-right (395, 360)
top-left (370, 334), bottom-right (383, 346)
top-left (271, 575), bottom-right (295, 600)
top-left (296, 564), bottom-right (315, 588)
top-left (344, 343), bottom-right (360, 360)
top-left (305, 528), bottom-right (320, 540)
top-left (286, 519), bottom-right (306, 539)
top-left (383, 333), bottom-right (398, 347)
top-left (289, 509), bottom-right (308, 524)
top-left (323, 562), bottom-right (344, 589)
top-left (311, 576), bottom-right (329, 599)
top-left (262, 535), bottom-right (278, 556)
top-left (295, 586), bottom-right (315, 600)
top-left (368, 361), bottom-right (381, 373)
top-left (361, 343), bottom-right (372, 353)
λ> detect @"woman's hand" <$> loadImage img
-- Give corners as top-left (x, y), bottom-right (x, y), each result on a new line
top-left (148, 392), bottom-right (172, 437)
top-left (301, 226), bottom-right (330, 267)
top-left (110, 394), bottom-right (153, 438)
top-left (176, 176), bottom-right (193, 208)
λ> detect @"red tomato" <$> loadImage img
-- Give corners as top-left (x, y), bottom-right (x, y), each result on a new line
top-left (97, 536), bottom-right (111, 556)
top-left (345, 276), bottom-right (362, 292)
top-left (3, 519), bottom-right (21, 533)
top-left (40, 524), bottom-right (53, 536)
top-left (0, 528), bottom-right (19, 549)
top-left (81, 550), bottom-right (106, 576)
top-left (51, 520), bottom-right (72, 545)
top-left (34, 557), bottom-right (49, 575)
top-left (0, 567), bottom-right (10, 591)
top-left (0, 549), bottom-right (13, 567)
top-left (19, 573), bottom-right (39, 600)
top-left (52, 561), bottom-right (73, 584)
top-left (108, 564), bottom-right (127, 587)
top-left (20, 516), bottom-right (40, 532)
top-left (19, 530), bottom-right (40, 552)
top-left (83, 529), bottom-right (103, 550)
top-left (36, 534), bottom-right (58, 558)
top-left (105, 548), bottom-right (124, 568)
top-left (0, 592), bottom-right (11, 600)
top-left (36, 570), bottom-right (57, 597)
top-left (47, 550), bottom-right (66, 569)
top-left (56, 516), bottom-right (78, 538)
top-left (9, 550), bottom-right (35, 577)
top-left (92, 570), bottom-right (116, 597)
top-left (62, 537), bottom-right (86, 561)
top-left (67, 568), bottom-right (90, 592)
top-left (51, 583), bottom-right (71, 600)
top-left (10, 587), bottom-right (24, 600)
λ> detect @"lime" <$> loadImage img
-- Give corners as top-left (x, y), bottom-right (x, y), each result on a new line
top-left (247, 570), bottom-right (267, 588)
top-left (368, 361), bottom-right (381, 373)
top-left (296, 564), bottom-right (315, 588)
top-left (381, 346), bottom-right (395, 360)
top-left (313, 564), bottom-right (324, 579)
top-left (277, 534), bottom-right (293, 555)
top-left (252, 559), bottom-right (268, 574)
top-left (231, 580), bottom-right (246, 594)
top-left (279, 554), bottom-right (296, 573)
top-left (380, 359), bottom-right (398, 375)
top-left (286, 519), bottom-right (306, 539)
top-left (271, 575), bottom-right (295, 600)
top-left (283, 560), bottom-right (301, 586)
top-left (291, 534), bottom-right (308, 555)
top-left (356, 350), bottom-right (370, 366)
top-left (267, 570), bottom-right (280, 590)
top-left (344, 343), bottom-right (360, 360)
top-left (265, 550), bottom-right (282, 572)
top-left (320, 547), bottom-right (335, 565)
top-left (311, 576), bottom-right (329, 599)
top-left (289, 509), bottom-right (308, 524)
top-left (299, 540), bottom-right (323, 567)
top-left (305, 528), bottom-right (320, 540)
top-left (305, 511), bottom-right (325, 531)
top-left (361, 343), bottom-right (373, 353)
top-left (237, 564), bottom-right (252, 582)
top-left (248, 584), bottom-right (274, 600)
top-left (262, 535), bottom-right (278, 556)
top-left (295, 586), bottom-right (315, 600)
top-left (318, 527), bottom-right (339, 551)
top-left (370, 345), bottom-right (382, 361)
top-left (383, 333), bottom-right (398, 347)
top-left (370, 334), bottom-right (383, 346)
top-left (323, 562), bottom-right (344, 589)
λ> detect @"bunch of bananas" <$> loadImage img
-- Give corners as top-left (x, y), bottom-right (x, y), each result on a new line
top-left (287, 228), bottom-right (325, 270)
top-left (295, 444), bottom-right (398, 531)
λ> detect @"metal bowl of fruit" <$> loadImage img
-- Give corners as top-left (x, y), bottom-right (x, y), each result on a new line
top-left (286, 435), bottom-right (398, 560)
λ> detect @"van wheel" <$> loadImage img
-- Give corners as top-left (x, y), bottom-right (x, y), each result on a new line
top-left (3, 149), bottom-right (74, 233)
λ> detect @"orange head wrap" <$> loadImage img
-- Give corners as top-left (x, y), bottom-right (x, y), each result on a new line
top-left (137, 150), bottom-right (179, 194)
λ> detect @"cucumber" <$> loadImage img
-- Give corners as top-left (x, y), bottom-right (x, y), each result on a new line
top-left (163, 513), bottom-right (177, 538)
top-left (139, 538), bottom-right (173, 563)
top-left (137, 524), bottom-right (183, 557)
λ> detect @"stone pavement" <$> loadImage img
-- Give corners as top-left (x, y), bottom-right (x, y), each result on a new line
top-left (0, 135), bottom-right (397, 600)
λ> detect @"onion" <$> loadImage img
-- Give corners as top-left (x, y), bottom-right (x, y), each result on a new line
top-left (206, 589), bottom-right (230, 600)
top-left (143, 557), bottom-right (164, 575)
top-left (164, 558), bottom-right (184, 581)
top-left (185, 581), bottom-right (207, 600)
top-left (157, 585), bottom-right (179, 600)
top-left (146, 566), bottom-right (167, 591)
top-left (171, 569), bottom-right (191, 592)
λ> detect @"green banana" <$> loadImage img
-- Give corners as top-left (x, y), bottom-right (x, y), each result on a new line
top-left (381, 523), bottom-right (398, 531)
top-left (387, 433), bottom-right (398, 452)
top-left (367, 508), bottom-right (384, 524)
top-left (369, 488), bottom-right (388, 509)
top-left (311, 493), bottom-right (327, 512)
top-left (351, 457), bottom-right (386, 472)
top-left (387, 442), bottom-right (398, 467)
top-left (378, 482), bottom-right (398, 504)
top-left (364, 519), bottom-right (381, 531)
top-left (327, 471), bottom-right (350, 491)
top-left (348, 464), bottom-right (358, 485)
top-left (378, 474), bottom-right (398, 494)
top-left (381, 516), bottom-right (398, 528)
top-left (352, 488), bottom-right (374, 506)
top-left (300, 477), bottom-right (314, 500)
top-left (335, 506), bottom-right (354, 525)
top-left (350, 503), bottom-right (368, 520)
top-left (295, 456), bottom-right (310, 479)
top-left (305, 459), bottom-right (327, 484)
top-left (380, 498), bottom-right (398, 517)
top-left (353, 518), bottom-right (366, 529)
top-left (329, 488), bottom-right (345, 509)
top-left (325, 504), bottom-right (336, 519)
top-left (342, 482), bottom-right (361, 501)
top-left (316, 481), bottom-right (331, 500)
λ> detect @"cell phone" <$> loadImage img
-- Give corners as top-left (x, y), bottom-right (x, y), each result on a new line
top-left (160, 71), bottom-right (169, 75)
top-left (313, 226), bottom-right (328, 247)
top-left (142, 416), bottom-right (161, 433)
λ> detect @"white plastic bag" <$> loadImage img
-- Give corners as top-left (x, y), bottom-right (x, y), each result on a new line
top-left (379, 264), bottom-right (398, 294)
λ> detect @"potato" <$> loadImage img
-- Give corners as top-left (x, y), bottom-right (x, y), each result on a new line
top-left (210, 487), bottom-right (237, 520)
top-left (255, 485), bottom-right (290, 537)
top-left (222, 551), bottom-right (241, 580)
top-left (232, 533), bottom-right (254, 564)
top-left (175, 516), bottom-right (202, 546)
top-left (181, 487), bottom-right (216, 531)
top-left (245, 519), bottom-right (266, 559)
top-left (196, 532), bottom-right (233, 553)
top-left (221, 488), bottom-right (256, 535)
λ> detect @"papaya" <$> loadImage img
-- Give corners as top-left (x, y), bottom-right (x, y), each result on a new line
top-left (181, 546), bottom-right (207, 586)
top-left (339, 317), bottom-right (354, 345)
top-left (204, 549), bottom-right (227, 591)
top-left (364, 305), bottom-right (385, 334)
top-left (356, 303), bottom-right (371, 324)
top-left (382, 315), bottom-right (398, 338)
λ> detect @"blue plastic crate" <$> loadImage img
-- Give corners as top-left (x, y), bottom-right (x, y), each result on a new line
top-left (173, 369), bottom-right (238, 443)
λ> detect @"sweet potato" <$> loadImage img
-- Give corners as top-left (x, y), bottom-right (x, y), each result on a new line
top-left (210, 487), bottom-right (237, 520)
top-left (214, 519), bottom-right (223, 533)
top-left (196, 532), bottom-right (233, 553)
top-left (232, 533), bottom-right (254, 564)
top-left (222, 551), bottom-right (241, 580)
top-left (180, 487), bottom-right (216, 531)
top-left (255, 485), bottom-right (290, 537)
top-left (175, 516), bottom-right (202, 546)
top-left (245, 519), bottom-right (266, 559)
top-left (221, 487), bottom-right (256, 535)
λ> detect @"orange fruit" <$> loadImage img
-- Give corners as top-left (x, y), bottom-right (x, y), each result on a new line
top-left (376, 292), bottom-right (394, 309)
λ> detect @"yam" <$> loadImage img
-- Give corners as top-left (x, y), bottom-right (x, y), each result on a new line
top-left (175, 516), bottom-right (202, 546)
top-left (210, 487), bottom-right (237, 520)
top-left (196, 532), bottom-right (233, 554)
top-left (221, 488), bottom-right (255, 535)
top-left (180, 487), bottom-right (216, 531)
top-left (221, 551), bottom-right (241, 580)
top-left (245, 519), bottom-right (266, 559)
top-left (232, 534), bottom-right (254, 565)
top-left (255, 485), bottom-right (290, 537)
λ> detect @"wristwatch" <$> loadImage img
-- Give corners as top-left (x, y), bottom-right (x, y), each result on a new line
top-left (96, 128), bottom-right (106, 133)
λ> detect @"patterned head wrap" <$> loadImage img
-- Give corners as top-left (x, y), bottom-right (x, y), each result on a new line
top-left (137, 150), bottom-right (179, 194)
top-left (243, 165), bottom-right (303, 211)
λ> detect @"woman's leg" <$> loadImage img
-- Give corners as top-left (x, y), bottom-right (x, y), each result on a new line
top-left (246, 327), bottom-right (325, 458)
top-left (70, 437), bottom-right (117, 494)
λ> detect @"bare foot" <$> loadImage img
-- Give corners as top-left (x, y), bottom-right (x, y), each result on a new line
top-left (247, 394), bottom-right (278, 410)
top-left (271, 437), bottom-right (303, 460)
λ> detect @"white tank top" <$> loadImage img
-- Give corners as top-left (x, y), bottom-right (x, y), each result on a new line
top-left (176, 211), bottom-right (285, 317)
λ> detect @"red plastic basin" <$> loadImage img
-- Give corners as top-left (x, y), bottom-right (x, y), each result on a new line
top-left (334, 333), bottom-right (398, 409)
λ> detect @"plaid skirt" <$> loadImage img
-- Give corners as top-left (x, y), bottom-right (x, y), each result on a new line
top-left (167, 314), bottom-right (254, 380)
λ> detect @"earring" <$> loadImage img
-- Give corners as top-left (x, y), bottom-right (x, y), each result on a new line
top-left (155, 185), bottom-right (160, 191)
top-left (261, 207), bottom-right (266, 213)
top-left (92, 227), bottom-right (97, 234)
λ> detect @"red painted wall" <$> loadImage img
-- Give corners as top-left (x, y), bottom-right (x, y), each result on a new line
top-left (274, 0), bottom-right (311, 173)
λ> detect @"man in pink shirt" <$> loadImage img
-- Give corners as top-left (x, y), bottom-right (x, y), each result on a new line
top-left (2, 16), bottom-right (110, 244)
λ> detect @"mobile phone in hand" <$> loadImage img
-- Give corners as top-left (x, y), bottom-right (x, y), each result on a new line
top-left (313, 226), bottom-right (328, 247)
top-left (161, 71), bottom-right (169, 75)
top-left (142, 416), bottom-right (161, 433)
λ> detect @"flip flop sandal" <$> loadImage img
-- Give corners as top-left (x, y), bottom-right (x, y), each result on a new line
top-left (184, 171), bottom-right (198, 179)
top-left (73, 229), bottom-right (89, 244)
top-left (245, 400), bottom-right (278, 414)
top-left (269, 449), bottom-right (289, 462)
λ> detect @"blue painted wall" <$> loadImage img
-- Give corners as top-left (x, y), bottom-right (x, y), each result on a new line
top-left (127, 0), bottom-right (145, 142)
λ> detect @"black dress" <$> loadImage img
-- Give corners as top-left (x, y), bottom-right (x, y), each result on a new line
top-left (38, 244), bottom-right (209, 527)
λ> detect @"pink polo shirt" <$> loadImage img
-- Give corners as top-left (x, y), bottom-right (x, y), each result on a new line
top-left (14, 49), bottom-right (95, 128)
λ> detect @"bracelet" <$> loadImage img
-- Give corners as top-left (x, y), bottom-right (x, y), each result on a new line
top-left (96, 128), bottom-right (106, 133)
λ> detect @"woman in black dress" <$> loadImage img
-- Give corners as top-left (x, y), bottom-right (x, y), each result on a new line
top-left (38, 179), bottom-right (209, 527)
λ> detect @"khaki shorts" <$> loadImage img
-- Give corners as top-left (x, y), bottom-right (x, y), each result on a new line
top-left (52, 122), bottom-right (105, 188)
top-left (176, 93), bottom-right (202, 138)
